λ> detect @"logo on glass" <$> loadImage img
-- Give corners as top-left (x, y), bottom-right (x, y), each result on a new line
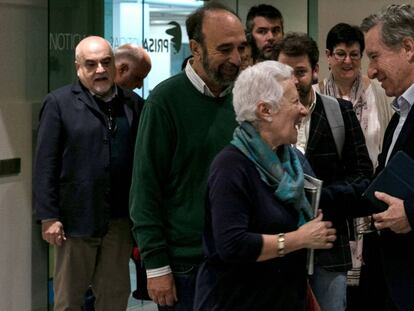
top-left (165, 21), bottom-right (182, 54)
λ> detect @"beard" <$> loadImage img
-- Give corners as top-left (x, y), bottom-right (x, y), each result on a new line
top-left (201, 45), bottom-right (240, 87)
top-left (297, 82), bottom-right (312, 103)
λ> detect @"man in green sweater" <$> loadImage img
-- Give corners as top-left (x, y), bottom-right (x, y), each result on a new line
top-left (129, 2), bottom-right (247, 310)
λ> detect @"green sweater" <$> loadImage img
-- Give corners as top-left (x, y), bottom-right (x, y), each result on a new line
top-left (129, 72), bottom-right (238, 269)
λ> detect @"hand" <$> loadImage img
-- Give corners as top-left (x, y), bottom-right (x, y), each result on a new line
top-left (298, 211), bottom-right (336, 249)
top-left (373, 191), bottom-right (412, 234)
top-left (41, 220), bottom-right (66, 246)
top-left (147, 273), bottom-right (177, 307)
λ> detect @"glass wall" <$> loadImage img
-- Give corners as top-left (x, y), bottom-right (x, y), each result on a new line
top-left (105, 0), bottom-right (202, 99)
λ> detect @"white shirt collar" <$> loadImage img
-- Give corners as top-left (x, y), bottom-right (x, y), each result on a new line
top-left (399, 84), bottom-right (414, 107)
top-left (184, 59), bottom-right (232, 97)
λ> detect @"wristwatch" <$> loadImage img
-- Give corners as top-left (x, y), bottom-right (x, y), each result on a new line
top-left (277, 233), bottom-right (285, 257)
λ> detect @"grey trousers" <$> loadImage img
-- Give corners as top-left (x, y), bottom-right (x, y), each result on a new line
top-left (53, 218), bottom-right (133, 311)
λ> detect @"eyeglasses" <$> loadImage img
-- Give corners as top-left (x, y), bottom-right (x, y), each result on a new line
top-left (332, 50), bottom-right (362, 61)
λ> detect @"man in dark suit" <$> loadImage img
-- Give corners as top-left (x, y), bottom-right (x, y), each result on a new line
top-left (361, 5), bottom-right (414, 310)
top-left (273, 33), bottom-right (373, 311)
top-left (33, 36), bottom-right (142, 310)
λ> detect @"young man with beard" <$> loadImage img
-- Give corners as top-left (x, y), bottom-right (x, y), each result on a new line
top-left (246, 4), bottom-right (284, 62)
top-left (273, 33), bottom-right (373, 311)
top-left (129, 3), bottom-right (247, 310)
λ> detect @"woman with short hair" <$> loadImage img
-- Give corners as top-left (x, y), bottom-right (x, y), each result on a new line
top-left (194, 61), bottom-right (337, 311)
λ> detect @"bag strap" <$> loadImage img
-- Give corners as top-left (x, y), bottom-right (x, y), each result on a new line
top-left (319, 94), bottom-right (345, 159)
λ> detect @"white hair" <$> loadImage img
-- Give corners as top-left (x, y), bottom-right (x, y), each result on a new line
top-left (232, 60), bottom-right (293, 123)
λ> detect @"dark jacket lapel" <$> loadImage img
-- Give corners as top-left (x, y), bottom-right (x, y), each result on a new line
top-left (306, 95), bottom-right (330, 155)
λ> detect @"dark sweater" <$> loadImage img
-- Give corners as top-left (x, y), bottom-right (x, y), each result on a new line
top-left (194, 145), bottom-right (307, 311)
top-left (129, 72), bottom-right (238, 269)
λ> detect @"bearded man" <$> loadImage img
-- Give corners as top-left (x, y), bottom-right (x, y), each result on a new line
top-left (129, 2), bottom-right (247, 311)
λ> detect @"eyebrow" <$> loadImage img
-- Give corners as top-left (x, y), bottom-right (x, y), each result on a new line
top-left (256, 26), bottom-right (281, 30)
top-left (217, 41), bottom-right (247, 50)
top-left (334, 49), bottom-right (360, 53)
top-left (84, 56), bottom-right (112, 63)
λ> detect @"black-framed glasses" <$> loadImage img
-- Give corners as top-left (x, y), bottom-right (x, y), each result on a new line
top-left (332, 50), bottom-right (361, 61)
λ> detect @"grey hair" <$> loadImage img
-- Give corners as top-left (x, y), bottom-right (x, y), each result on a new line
top-left (361, 4), bottom-right (414, 48)
top-left (232, 60), bottom-right (293, 123)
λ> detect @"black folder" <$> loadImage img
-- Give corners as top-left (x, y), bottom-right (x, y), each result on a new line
top-left (363, 151), bottom-right (414, 211)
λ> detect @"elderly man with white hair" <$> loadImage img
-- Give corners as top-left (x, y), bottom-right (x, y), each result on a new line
top-left (194, 61), bottom-right (337, 311)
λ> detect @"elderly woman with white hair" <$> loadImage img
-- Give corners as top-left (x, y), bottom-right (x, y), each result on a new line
top-left (194, 61), bottom-right (337, 311)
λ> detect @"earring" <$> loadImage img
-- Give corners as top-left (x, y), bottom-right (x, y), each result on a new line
top-left (265, 116), bottom-right (273, 122)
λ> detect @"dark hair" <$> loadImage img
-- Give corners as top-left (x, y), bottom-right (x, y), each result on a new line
top-left (246, 4), bottom-right (284, 34)
top-left (186, 2), bottom-right (238, 45)
top-left (326, 23), bottom-right (365, 54)
top-left (272, 32), bottom-right (319, 70)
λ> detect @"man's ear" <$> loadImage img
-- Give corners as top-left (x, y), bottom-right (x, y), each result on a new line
top-left (75, 61), bottom-right (81, 77)
top-left (190, 39), bottom-right (202, 60)
top-left (402, 37), bottom-right (414, 62)
top-left (312, 63), bottom-right (319, 82)
top-left (119, 63), bottom-right (129, 74)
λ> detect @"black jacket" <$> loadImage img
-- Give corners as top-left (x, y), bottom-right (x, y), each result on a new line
top-left (376, 101), bottom-right (414, 310)
top-left (33, 81), bottom-right (143, 237)
top-left (307, 94), bottom-right (373, 271)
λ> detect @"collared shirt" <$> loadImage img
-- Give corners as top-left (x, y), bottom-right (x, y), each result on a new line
top-left (184, 59), bottom-right (232, 97)
top-left (385, 84), bottom-right (414, 165)
top-left (90, 85), bottom-right (118, 102)
top-left (296, 88), bottom-right (317, 154)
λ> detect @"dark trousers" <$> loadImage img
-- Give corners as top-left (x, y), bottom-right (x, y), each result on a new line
top-left (346, 232), bottom-right (387, 311)
top-left (158, 264), bottom-right (198, 311)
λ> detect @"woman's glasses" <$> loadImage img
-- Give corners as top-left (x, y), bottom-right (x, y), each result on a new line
top-left (332, 50), bottom-right (362, 62)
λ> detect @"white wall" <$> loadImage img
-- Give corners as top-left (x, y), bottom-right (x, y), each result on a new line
top-left (219, 0), bottom-right (308, 33)
top-left (0, 0), bottom-right (48, 310)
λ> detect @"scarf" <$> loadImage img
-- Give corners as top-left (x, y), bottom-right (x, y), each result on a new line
top-left (231, 122), bottom-right (312, 225)
top-left (324, 72), bottom-right (368, 131)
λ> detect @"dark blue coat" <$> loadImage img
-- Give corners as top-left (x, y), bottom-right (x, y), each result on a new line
top-left (194, 145), bottom-right (307, 311)
top-left (376, 101), bottom-right (414, 310)
top-left (33, 81), bottom-right (142, 237)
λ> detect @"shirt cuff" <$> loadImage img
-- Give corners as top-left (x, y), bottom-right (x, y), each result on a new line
top-left (146, 265), bottom-right (172, 278)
